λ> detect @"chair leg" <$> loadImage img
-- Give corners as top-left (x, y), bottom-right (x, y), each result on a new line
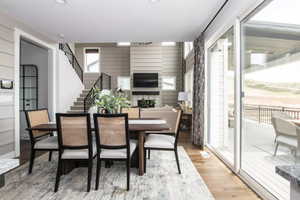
top-left (48, 151), bottom-right (52, 162)
top-left (274, 143), bottom-right (279, 156)
top-left (174, 149), bottom-right (181, 174)
top-left (144, 148), bottom-right (147, 173)
top-left (148, 149), bottom-right (150, 159)
top-left (95, 157), bottom-right (101, 190)
top-left (126, 159), bottom-right (130, 191)
top-left (28, 149), bottom-right (36, 174)
top-left (54, 157), bottom-right (62, 192)
top-left (87, 159), bottom-right (93, 192)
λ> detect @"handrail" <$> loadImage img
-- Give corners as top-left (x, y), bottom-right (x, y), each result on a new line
top-left (244, 104), bottom-right (300, 124)
top-left (83, 73), bottom-right (112, 112)
top-left (59, 43), bottom-right (83, 82)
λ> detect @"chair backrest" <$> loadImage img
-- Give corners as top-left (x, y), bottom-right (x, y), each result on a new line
top-left (56, 113), bottom-right (92, 149)
top-left (121, 107), bottom-right (140, 119)
top-left (93, 113), bottom-right (129, 149)
top-left (271, 116), bottom-right (297, 137)
top-left (25, 109), bottom-right (50, 139)
top-left (141, 109), bottom-right (179, 133)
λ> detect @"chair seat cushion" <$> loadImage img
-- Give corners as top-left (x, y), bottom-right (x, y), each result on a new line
top-left (34, 136), bottom-right (58, 149)
top-left (100, 140), bottom-right (137, 159)
top-left (144, 134), bottom-right (175, 149)
top-left (277, 135), bottom-right (297, 147)
top-left (61, 143), bottom-right (97, 159)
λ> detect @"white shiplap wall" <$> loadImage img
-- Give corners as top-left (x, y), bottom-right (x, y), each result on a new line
top-left (0, 23), bottom-right (15, 156)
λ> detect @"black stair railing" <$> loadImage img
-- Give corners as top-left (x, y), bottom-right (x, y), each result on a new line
top-left (59, 43), bottom-right (83, 82)
top-left (84, 73), bottom-right (112, 112)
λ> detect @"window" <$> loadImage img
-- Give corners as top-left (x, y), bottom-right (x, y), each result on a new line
top-left (161, 42), bottom-right (176, 46)
top-left (117, 76), bottom-right (131, 90)
top-left (184, 42), bottom-right (193, 58)
top-left (162, 76), bottom-right (176, 90)
top-left (84, 48), bottom-right (100, 73)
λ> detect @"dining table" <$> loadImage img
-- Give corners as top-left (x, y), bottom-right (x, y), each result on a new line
top-left (27, 118), bottom-right (170, 176)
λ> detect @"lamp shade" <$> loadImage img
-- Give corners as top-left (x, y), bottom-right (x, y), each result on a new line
top-left (178, 92), bottom-right (188, 101)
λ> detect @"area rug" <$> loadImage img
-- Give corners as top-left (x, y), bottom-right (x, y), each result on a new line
top-left (0, 147), bottom-right (214, 200)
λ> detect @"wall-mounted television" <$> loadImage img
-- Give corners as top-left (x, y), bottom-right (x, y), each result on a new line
top-left (133, 73), bottom-right (159, 88)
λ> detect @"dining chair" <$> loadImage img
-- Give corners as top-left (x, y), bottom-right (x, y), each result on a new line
top-left (121, 107), bottom-right (140, 119)
top-left (25, 108), bottom-right (58, 174)
top-left (144, 110), bottom-right (182, 174)
top-left (55, 113), bottom-right (96, 192)
top-left (93, 113), bottom-right (137, 191)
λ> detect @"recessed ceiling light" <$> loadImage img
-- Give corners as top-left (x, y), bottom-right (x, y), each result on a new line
top-left (149, 0), bottom-right (160, 3)
top-left (117, 42), bottom-right (131, 46)
top-left (161, 42), bottom-right (176, 46)
top-left (55, 0), bottom-right (67, 4)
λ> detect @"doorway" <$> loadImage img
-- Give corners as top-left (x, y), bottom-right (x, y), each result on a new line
top-left (19, 39), bottom-right (49, 164)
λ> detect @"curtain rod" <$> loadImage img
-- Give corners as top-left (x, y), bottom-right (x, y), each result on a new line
top-left (203, 0), bottom-right (229, 33)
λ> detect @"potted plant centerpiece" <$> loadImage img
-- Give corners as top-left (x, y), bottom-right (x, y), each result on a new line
top-left (92, 88), bottom-right (130, 114)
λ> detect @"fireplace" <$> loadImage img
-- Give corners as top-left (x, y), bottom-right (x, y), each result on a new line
top-left (137, 99), bottom-right (156, 108)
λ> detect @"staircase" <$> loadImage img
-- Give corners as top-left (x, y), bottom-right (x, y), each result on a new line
top-left (59, 43), bottom-right (111, 113)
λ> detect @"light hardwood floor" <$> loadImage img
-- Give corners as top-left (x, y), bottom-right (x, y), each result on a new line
top-left (179, 131), bottom-right (262, 200)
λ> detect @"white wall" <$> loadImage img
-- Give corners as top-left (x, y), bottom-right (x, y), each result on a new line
top-left (56, 50), bottom-right (84, 112)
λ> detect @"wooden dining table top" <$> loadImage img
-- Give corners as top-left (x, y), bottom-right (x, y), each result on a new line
top-left (27, 118), bottom-right (170, 132)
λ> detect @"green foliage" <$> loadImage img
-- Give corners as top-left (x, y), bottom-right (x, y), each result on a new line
top-left (93, 88), bottom-right (130, 113)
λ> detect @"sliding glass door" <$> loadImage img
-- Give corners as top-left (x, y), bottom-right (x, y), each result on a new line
top-left (208, 27), bottom-right (235, 165)
top-left (240, 1), bottom-right (300, 199)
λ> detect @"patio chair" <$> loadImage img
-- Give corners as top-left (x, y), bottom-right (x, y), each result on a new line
top-left (25, 109), bottom-right (58, 174)
top-left (271, 113), bottom-right (298, 156)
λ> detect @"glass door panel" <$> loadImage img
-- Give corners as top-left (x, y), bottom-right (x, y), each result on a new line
top-left (208, 27), bottom-right (235, 165)
top-left (241, 1), bottom-right (300, 199)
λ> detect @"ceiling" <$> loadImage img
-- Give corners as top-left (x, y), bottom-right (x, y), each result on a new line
top-left (0, 0), bottom-right (225, 43)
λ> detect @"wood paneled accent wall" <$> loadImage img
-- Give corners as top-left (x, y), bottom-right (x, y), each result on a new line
top-left (0, 21), bottom-right (15, 156)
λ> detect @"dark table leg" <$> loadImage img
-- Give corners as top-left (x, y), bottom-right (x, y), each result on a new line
top-left (138, 131), bottom-right (145, 176)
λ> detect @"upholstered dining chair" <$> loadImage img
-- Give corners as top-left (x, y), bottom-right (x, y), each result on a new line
top-left (55, 113), bottom-right (96, 192)
top-left (144, 110), bottom-right (182, 174)
top-left (25, 109), bottom-right (58, 174)
top-left (121, 107), bottom-right (140, 119)
top-left (93, 113), bottom-right (137, 191)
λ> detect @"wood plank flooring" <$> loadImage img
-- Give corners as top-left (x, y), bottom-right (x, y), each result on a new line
top-left (178, 131), bottom-right (262, 200)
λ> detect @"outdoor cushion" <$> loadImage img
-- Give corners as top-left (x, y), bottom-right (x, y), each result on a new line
top-left (144, 134), bottom-right (175, 149)
top-left (99, 140), bottom-right (137, 159)
top-left (34, 136), bottom-right (58, 149)
top-left (276, 135), bottom-right (297, 147)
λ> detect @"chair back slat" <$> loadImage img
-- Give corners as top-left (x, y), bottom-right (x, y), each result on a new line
top-left (25, 109), bottom-right (50, 138)
top-left (121, 107), bottom-right (140, 119)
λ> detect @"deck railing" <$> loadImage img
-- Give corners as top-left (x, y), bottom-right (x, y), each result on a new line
top-left (244, 104), bottom-right (300, 124)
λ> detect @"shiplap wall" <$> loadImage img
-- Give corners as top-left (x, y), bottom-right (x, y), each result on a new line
top-left (0, 22), bottom-right (15, 156)
top-left (161, 45), bottom-right (183, 106)
top-left (130, 44), bottom-right (183, 106)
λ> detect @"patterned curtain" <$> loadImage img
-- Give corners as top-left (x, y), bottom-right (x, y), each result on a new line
top-left (192, 33), bottom-right (205, 149)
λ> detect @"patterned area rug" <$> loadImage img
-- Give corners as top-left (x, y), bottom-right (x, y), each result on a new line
top-left (0, 147), bottom-right (214, 200)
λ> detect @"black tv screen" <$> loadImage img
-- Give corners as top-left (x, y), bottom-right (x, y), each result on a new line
top-left (133, 73), bottom-right (158, 88)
